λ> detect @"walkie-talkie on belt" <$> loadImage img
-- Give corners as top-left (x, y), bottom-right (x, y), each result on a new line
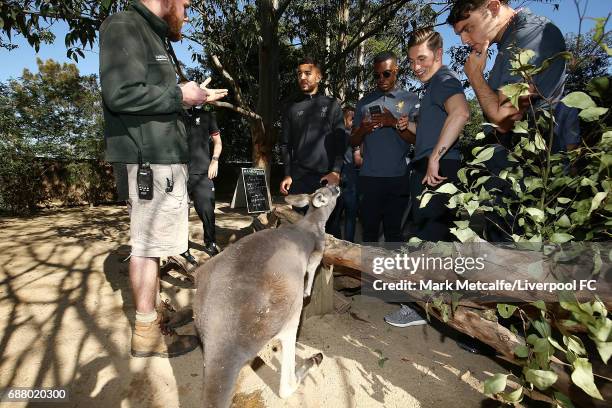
top-left (137, 162), bottom-right (154, 200)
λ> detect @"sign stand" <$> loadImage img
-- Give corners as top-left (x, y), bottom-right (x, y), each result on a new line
top-left (231, 167), bottom-right (272, 213)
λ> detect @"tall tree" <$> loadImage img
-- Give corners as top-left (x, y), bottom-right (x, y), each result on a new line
top-left (0, 58), bottom-right (103, 213)
top-left (6, 58), bottom-right (102, 159)
top-left (564, 29), bottom-right (612, 94)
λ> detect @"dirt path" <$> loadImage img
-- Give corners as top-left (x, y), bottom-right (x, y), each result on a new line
top-left (0, 204), bottom-right (512, 407)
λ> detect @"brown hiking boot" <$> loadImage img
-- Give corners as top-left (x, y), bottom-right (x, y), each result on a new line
top-left (131, 318), bottom-right (199, 358)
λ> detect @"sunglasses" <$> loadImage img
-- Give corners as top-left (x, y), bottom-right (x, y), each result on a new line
top-left (372, 70), bottom-right (395, 80)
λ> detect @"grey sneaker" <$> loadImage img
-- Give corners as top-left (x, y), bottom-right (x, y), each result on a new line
top-left (384, 304), bottom-right (427, 327)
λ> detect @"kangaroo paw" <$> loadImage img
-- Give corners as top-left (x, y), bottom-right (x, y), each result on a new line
top-left (295, 353), bottom-right (323, 384)
top-left (311, 352), bottom-right (323, 366)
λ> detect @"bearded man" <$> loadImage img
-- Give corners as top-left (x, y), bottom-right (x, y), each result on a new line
top-left (99, 0), bottom-right (227, 358)
top-left (279, 57), bottom-right (346, 235)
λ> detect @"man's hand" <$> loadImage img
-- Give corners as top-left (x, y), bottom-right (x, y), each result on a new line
top-left (280, 176), bottom-right (292, 195)
top-left (208, 160), bottom-right (219, 179)
top-left (396, 114), bottom-right (410, 131)
top-left (180, 81), bottom-right (207, 107)
top-left (372, 108), bottom-right (398, 128)
top-left (320, 171), bottom-right (340, 186)
top-left (199, 77), bottom-right (228, 104)
top-left (360, 119), bottom-right (379, 134)
top-left (353, 150), bottom-right (363, 168)
top-left (422, 158), bottom-right (447, 187)
top-left (465, 41), bottom-right (489, 79)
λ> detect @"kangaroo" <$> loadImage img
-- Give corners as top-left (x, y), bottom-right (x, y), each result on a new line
top-left (193, 185), bottom-right (340, 408)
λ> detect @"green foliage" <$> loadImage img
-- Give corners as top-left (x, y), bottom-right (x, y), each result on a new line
top-left (498, 297), bottom-right (610, 401)
top-left (0, 138), bottom-right (45, 214)
top-left (497, 304), bottom-right (518, 318)
top-left (483, 373), bottom-right (509, 395)
top-left (562, 28), bottom-right (612, 122)
top-left (438, 73), bottom-right (611, 243)
top-left (0, 59), bottom-right (104, 214)
top-left (0, 1), bottom-right (130, 60)
top-left (425, 39), bottom-right (611, 405)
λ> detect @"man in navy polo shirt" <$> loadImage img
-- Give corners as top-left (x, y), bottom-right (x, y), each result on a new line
top-left (385, 29), bottom-right (470, 329)
top-left (351, 51), bottom-right (419, 244)
top-left (400, 28), bottom-right (470, 242)
top-left (448, 0), bottom-right (567, 241)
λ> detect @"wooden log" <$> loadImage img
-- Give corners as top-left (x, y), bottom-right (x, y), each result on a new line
top-left (322, 234), bottom-right (611, 304)
top-left (334, 291), bottom-right (352, 314)
top-left (161, 255), bottom-right (195, 282)
top-left (302, 264), bottom-right (335, 319)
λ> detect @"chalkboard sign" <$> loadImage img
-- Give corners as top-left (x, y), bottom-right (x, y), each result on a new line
top-left (231, 168), bottom-right (272, 213)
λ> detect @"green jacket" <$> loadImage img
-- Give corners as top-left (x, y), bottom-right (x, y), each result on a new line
top-left (99, 1), bottom-right (187, 164)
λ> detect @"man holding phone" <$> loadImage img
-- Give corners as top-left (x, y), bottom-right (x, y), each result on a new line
top-left (351, 51), bottom-right (419, 244)
top-left (100, 0), bottom-right (228, 358)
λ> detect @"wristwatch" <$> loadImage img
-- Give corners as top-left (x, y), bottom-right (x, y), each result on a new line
top-left (211, 156), bottom-right (219, 161)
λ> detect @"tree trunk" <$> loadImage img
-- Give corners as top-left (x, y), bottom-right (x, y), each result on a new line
top-left (255, 0), bottom-right (280, 172)
top-left (337, 0), bottom-right (349, 102)
top-left (356, 0), bottom-right (367, 100)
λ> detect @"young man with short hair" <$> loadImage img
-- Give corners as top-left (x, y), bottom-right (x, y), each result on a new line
top-left (448, 0), bottom-right (566, 135)
top-left (279, 58), bottom-right (346, 236)
top-left (385, 29), bottom-right (469, 328)
top-left (401, 28), bottom-right (470, 242)
top-left (447, 0), bottom-right (567, 241)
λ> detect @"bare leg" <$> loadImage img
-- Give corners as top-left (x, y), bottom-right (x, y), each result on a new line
top-left (155, 274), bottom-right (161, 308)
top-left (129, 256), bottom-right (159, 313)
top-left (304, 250), bottom-right (322, 298)
top-left (278, 326), bottom-right (298, 399)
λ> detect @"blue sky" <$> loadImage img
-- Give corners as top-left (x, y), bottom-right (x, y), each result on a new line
top-left (0, 0), bottom-right (610, 82)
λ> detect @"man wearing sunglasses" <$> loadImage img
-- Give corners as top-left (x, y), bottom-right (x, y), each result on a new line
top-left (350, 51), bottom-right (419, 245)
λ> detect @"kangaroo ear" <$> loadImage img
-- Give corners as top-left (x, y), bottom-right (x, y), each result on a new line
top-left (311, 192), bottom-right (329, 208)
top-left (284, 194), bottom-right (310, 208)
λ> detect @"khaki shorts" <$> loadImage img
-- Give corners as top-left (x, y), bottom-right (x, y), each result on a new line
top-left (127, 164), bottom-right (189, 258)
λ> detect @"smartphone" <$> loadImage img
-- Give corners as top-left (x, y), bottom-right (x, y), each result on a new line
top-left (368, 105), bottom-right (382, 115)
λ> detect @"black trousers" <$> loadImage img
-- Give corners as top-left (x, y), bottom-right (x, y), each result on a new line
top-left (290, 172), bottom-right (342, 238)
top-left (188, 173), bottom-right (216, 244)
top-left (482, 147), bottom-right (519, 242)
top-left (359, 174), bottom-right (410, 244)
top-left (409, 158), bottom-right (461, 242)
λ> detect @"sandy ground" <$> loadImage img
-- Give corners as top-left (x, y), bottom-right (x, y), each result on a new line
top-left (0, 203), bottom-right (514, 408)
